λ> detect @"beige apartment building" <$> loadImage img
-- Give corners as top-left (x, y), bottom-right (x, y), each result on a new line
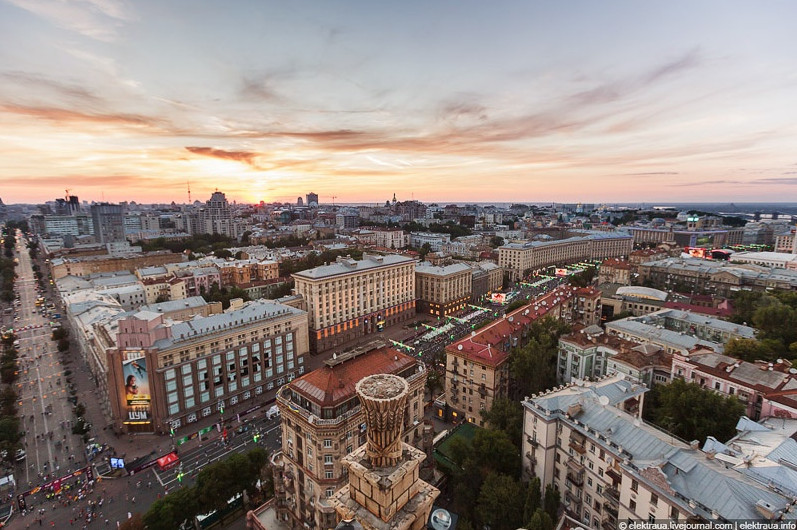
top-left (273, 346), bottom-right (427, 530)
top-left (597, 258), bottom-right (632, 285)
top-left (292, 254), bottom-right (416, 353)
top-left (107, 299), bottom-right (309, 434)
top-left (522, 376), bottom-right (796, 528)
top-left (499, 234), bottom-right (632, 281)
top-left (415, 262), bottom-right (472, 316)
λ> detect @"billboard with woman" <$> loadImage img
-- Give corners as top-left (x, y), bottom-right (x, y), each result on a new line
top-left (122, 354), bottom-right (151, 424)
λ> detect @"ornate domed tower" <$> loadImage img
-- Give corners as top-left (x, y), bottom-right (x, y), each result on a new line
top-left (330, 374), bottom-right (439, 530)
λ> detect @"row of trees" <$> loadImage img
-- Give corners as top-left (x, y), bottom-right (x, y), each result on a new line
top-left (0, 333), bottom-right (23, 464)
top-left (139, 448), bottom-right (270, 530)
top-left (726, 290), bottom-right (797, 363)
top-left (139, 233), bottom-right (238, 255)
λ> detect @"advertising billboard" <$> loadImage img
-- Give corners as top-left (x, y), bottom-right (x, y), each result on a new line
top-left (555, 268), bottom-right (569, 277)
top-left (490, 293), bottom-right (506, 304)
top-left (122, 352), bottom-right (152, 425)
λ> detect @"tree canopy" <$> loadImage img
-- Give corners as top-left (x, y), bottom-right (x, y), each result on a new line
top-left (510, 317), bottom-right (570, 399)
top-left (643, 378), bottom-right (745, 444)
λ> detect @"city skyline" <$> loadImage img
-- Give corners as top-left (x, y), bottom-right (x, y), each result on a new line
top-left (2, 1), bottom-right (797, 205)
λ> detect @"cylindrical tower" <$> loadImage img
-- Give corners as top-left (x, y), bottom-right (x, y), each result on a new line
top-left (355, 374), bottom-right (408, 468)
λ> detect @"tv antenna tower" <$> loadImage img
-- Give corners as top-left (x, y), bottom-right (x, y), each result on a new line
top-left (187, 181), bottom-right (191, 204)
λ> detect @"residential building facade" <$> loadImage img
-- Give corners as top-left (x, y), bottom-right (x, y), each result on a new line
top-left (273, 346), bottom-right (427, 530)
top-left (292, 254), bottom-right (416, 353)
top-left (415, 262), bottom-right (472, 316)
top-left (107, 299), bottom-right (309, 434)
top-left (522, 376), bottom-right (797, 528)
top-left (499, 233), bottom-right (632, 281)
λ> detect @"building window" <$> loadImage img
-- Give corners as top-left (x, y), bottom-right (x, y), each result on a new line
top-left (629, 499), bottom-right (636, 512)
top-left (326, 488), bottom-right (334, 498)
top-left (324, 455), bottom-right (333, 465)
top-left (325, 471), bottom-right (333, 479)
top-left (650, 493), bottom-right (658, 507)
top-left (631, 479), bottom-right (638, 493)
top-left (323, 439), bottom-right (332, 448)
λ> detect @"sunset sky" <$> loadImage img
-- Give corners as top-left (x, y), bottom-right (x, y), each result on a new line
top-left (2, 1), bottom-right (797, 205)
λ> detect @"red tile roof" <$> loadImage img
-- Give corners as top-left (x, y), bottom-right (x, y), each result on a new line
top-left (446, 286), bottom-right (575, 367)
top-left (290, 347), bottom-right (418, 407)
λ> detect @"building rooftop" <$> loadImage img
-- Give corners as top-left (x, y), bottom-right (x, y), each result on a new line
top-left (289, 346), bottom-right (419, 408)
top-left (500, 232), bottom-right (632, 250)
top-left (139, 296), bottom-right (207, 314)
top-left (606, 319), bottom-right (720, 351)
top-left (448, 285), bottom-right (575, 367)
top-left (292, 253), bottom-right (414, 280)
top-left (152, 299), bottom-right (304, 348)
top-left (615, 286), bottom-right (668, 301)
top-left (415, 262), bottom-right (472, 276)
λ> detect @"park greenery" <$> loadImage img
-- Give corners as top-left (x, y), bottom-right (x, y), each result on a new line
top-left (141, 447), bottom-right (271, 530)
top-left (642, 378), bottom-right (745, 444)
top-left (404, 220), bottom-right (473, 239)
top-left (442, 397), bottom-right (560, 530)
top-left (510, 317), bottom-right (571, 399)
top-left (277, 248), bottom-right (364, 277)
top-left (726, 290), bottom-right (797, 363)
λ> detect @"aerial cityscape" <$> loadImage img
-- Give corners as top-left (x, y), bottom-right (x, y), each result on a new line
top-left (2, 2), bottom-right (797, 530)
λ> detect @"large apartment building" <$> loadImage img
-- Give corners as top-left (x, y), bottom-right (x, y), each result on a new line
top-left (273, 345), bottom-right (427, 530)
top-left (107, 299), bottom-right (309, 434)
top-left (499, 233), bottom-right (632, 281)
top-left (522, 375), bottom-right (797, 528)
top-left (415, 262), bottom-right (472, 316)
top-left (292, 254), bottom-right (416, 353)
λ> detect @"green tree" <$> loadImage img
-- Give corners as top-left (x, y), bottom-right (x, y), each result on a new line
top-left (510, 317), bottom-right (570, 399)
top-left (524, 477), bottom-right (542, 523)
top-left (480, 397), bottom-right (523, 449)
top-left (724, 338), bottom-right (777, 362)
top-left (476, 473), bottom-right (525, 530)
top-left (543, 484), bottom-right (560, 520)
top-left (119, 513), bottom-right (145, 530)
top-left (471, 428), bottom-right (520, 478)
top-left (753, 303), bottom-right (797, 347)
top-left (644, 378), bottom-right (745, 444)
top-left (490, 236), bottom-right (505, 248)
top-left (527, 508), bottom-right (554, 530)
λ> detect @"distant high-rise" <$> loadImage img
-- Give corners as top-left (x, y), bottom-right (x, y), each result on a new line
top-left (306, 192), bottom-right (318, 207)
top-left (297, 196), bottom-right (304, 206)
top-left (90, 203), bottom-right (125, 244)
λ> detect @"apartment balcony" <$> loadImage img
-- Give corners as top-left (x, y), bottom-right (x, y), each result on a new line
top-left (525, 451), bottom-right (537, 466)
top-left (601, 513), bottom-right (618, 530)
top-left (604, 486), bottom-right (620, 505)
top-left (568, 439), bottom-right (586, 454)
top-left (565, 490), bottom-right (582, 509)
top-left (526, 435), bottom-right (539, 448)
top-left (566, 471), bottom-right (584, 487)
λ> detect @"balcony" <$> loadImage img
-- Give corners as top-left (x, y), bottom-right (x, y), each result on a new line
top-left (605, 486), bottom-right (620, 505)
top-left (565, 490), bottom-right (582, 509)
top-left (566, 471), bottom-right (584, 487)
top-left (568, 439), bottom-right (586, 454)
top-left (525, 451), bottom-right (537, 466)
top-left (526, 436), bottom-right (539, 448)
